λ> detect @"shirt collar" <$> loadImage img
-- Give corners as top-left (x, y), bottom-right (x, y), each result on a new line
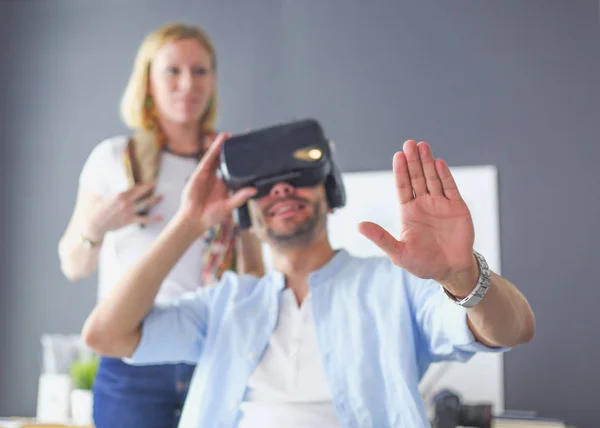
top-left (266, 248), bottom-right (351, 291)
top-left (308, 248), bottom-right (350, 286)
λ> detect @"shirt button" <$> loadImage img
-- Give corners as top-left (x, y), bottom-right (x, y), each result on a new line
top-left (230, 400), bottom-right (238, 409)
top-left (248, 352), bottom-right (256, 360)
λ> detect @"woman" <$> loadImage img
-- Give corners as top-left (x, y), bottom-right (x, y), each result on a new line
top-left (58, 22), bottom-right (264, 428)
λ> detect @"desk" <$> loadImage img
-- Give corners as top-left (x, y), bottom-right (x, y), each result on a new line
top-left (0, 417), bottom-right (93, 428)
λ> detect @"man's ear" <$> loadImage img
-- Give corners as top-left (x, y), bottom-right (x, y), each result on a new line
top-left (321, 185), bottom-right (333, 214)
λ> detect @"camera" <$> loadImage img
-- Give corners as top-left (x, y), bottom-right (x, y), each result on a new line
top-left (432, 390), bottom-right (493, 428)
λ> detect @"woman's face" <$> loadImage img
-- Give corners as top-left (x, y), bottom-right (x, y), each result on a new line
top-left (148, 38), bottom-right (215, 127)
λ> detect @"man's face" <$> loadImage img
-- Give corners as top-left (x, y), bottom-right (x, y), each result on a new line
top-left (248, 182), bottom-right (329, 248)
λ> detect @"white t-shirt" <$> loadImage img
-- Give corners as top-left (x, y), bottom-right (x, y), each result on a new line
top-left (79, 135), bottom-right (206, 303)
top-left (237, 288), bottom-right (340, 428)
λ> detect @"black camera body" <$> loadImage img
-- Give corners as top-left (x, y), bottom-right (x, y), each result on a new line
top-left (219, 119), bottom-right (346, 229)
top-left (432, 390), bottom-right (492, 428)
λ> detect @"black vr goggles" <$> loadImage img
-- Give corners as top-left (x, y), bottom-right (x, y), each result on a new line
top-left (219, 119), bottom-right (346, 229)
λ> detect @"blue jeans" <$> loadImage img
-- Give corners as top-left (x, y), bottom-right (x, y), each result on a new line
top-left (93, 357), bottom-right (195, 428)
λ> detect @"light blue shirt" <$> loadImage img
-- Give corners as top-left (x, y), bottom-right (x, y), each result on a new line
top-left (130, 249), bottom-right (508, 428)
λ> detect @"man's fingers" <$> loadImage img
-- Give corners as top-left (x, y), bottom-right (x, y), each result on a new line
top-left (393, 152), bottom-right (414, 204)
top-left (434, 159), bottom-right (462, 200)
top-left (226, 187), bottom-right (257, 211)
top-left (403, 140), bottom-right (428, 197)
top-left (417, 142), bottom-right (443, 196)
top-left (358, 221), bottom-right (406, 266)
top-left (188, 132), bottom-right (230, 184)
top-left (197, 133), bottom-right (229, 171)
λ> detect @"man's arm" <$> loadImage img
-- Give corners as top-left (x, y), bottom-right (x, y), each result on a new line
top-left (358, 139), bottom-right (535, 352)
top-left (82, 133), bottom-right (256, 359)
top-left (82, 216), bottom-right (204, 357)
top-left (440, 262), bottom-right (535, 348)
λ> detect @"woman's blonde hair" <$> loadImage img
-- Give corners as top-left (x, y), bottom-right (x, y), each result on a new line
top-left (120, 22), bottom-right (218, 134)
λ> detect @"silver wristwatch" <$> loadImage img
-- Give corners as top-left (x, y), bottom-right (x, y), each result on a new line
top-left (442, 250), bottom-right (491, 308)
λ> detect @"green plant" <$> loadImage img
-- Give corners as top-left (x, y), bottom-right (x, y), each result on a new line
top-left (70, 355), bottom-right (99, 390)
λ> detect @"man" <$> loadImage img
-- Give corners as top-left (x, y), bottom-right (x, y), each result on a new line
top-left (83, 134), bottom-right (535, 428)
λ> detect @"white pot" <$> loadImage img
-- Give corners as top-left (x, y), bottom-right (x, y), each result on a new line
top-left (70, 389), bottom-right (93, 425)
top-left (36, 373), bottom-right (72, 423)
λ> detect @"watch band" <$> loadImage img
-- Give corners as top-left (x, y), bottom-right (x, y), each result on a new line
top-left (80, 232), bottom-right (100, 249)
top-left (442, 250), bottom-right (491, 308)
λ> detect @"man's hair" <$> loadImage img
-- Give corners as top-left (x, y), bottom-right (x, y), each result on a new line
top-left (119, 22), bottom-right (218, 133)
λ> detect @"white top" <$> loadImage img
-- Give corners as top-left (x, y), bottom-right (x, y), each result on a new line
top-left (79, 135), bottom-right (206, 303)
top-left (237, 288), bottom-right (340, 428)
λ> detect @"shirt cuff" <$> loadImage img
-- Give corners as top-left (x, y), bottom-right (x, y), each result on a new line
top-left (124, 313), bottom-right (162, 365)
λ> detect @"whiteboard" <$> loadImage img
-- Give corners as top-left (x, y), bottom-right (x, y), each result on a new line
top-left (330, 165), bottom-right (504, 414)
top-left (262, 165), bottom-right (504, 413)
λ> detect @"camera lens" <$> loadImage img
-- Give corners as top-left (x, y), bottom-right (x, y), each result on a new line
top-left (460, 404), bottom-right (492, 428)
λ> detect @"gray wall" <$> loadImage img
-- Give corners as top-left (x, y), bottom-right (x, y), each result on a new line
top-left (0, 0), bottom-right (597, 426)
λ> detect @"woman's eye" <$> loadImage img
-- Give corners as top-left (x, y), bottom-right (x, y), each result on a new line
top-left (193, 67), bottom-right (208, 76)
top-left (167, 67), bottom-right (180, 75)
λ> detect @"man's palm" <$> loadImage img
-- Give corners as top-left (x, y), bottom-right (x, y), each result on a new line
top-left (179, 134), bottom-right (256, 233)
top-left (359, 141), bottom-right (475, 282)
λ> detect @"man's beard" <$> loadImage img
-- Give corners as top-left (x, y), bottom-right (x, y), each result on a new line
top-left (266, 199), bottom-right (325, 248)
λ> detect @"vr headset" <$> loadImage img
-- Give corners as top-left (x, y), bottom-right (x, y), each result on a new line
top-left (219, 119), bottom-right (346, 229)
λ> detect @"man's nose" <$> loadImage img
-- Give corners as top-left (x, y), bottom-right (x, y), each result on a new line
top-left (269, 182), bottom-right (294, 198)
